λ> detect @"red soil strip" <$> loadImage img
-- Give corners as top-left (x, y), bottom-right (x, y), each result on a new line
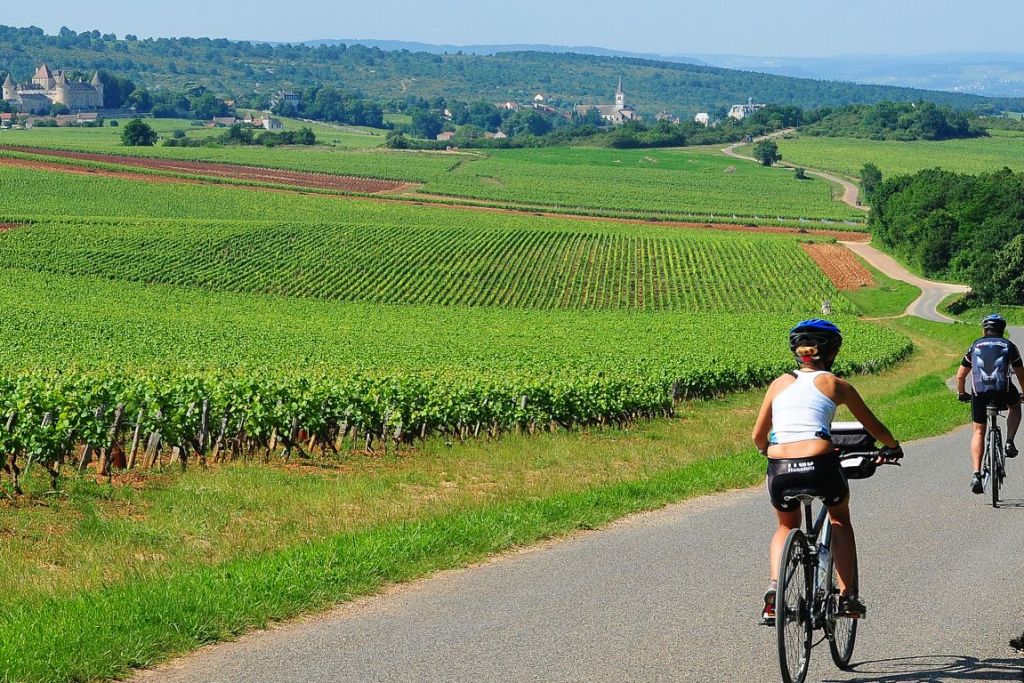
top-left (0, 145), bottom-right (410, 194)
top-left (802, 243), bottom-right (874, 289)
top-left (0, 153), bottom-right (870, 242)
top-left (0, 223), bottom-right (27, 232)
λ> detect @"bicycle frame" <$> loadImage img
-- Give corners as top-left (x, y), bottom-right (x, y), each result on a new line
top-left (796, 496), bottom-right (836, 629)
top-left (983, 403), bottom-right (1006, 507)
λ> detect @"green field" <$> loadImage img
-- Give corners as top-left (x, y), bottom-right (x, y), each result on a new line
top-left (0, 116), bottom-right (386, 149)
top-left (775, 129), bottom-right (1024, 178)
top-left (0, 124), bottom-right (866, 224)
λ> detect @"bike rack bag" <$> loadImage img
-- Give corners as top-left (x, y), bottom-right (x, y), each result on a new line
top-left (832, 421), bottom-right (879, 479)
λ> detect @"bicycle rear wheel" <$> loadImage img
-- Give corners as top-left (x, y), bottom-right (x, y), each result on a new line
top-left (825, 544), bottom-right (857, 669)
top-left (777, 528), bottom-right (812, 683)
top-left (989, 425), bottom-right (1002, 508)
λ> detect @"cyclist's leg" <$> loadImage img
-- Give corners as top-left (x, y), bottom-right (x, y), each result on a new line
top-left (769, 507), bottom-right (802, 582)
top-left (1006, 388), bottom-right (1021, 444)
top-left (971, 423), bottom-right (986, 472)
top-left (827, 497), bottom-right (857, 595)
top-left (970, 393), bottom-right (987, 472)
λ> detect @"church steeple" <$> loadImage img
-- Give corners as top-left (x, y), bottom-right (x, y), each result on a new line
top-left (615, 77), bottom-right (624, 110)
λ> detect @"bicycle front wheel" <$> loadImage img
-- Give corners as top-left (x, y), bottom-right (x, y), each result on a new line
top-left (777, 528), bottom-right (812, 683)
top-left (825, 547), bottom-right (857, 669)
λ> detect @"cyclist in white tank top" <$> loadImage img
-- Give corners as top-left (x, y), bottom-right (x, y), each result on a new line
top-left (752, 319), bottom-right (901, 623)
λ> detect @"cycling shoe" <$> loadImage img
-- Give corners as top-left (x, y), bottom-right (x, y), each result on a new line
top-left (760, 584), bottom-right (777, 626)
top-left (1007, 441), bottom-right (1018, 459)
top-left (971, 473), bottom-right (984, 494)
top-left (836, 595), bottom-right (867, 619)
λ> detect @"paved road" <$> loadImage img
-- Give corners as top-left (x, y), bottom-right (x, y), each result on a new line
top-left (139, 333), bottom-right (1024, 683)
top-left (841, 241), bottom-right (971, 322)
top-left (722, 131), bottom-right (867, 212)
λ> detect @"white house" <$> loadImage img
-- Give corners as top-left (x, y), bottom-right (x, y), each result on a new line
top-left (728, 98), bottom-right (766, 121)
top-left (694, 112), bottom-right (711, 127)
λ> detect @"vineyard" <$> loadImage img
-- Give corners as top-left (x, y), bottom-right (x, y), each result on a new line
top-left (0, 267), bottom-right (911, 492)
top-left (0, 216), bottom-right (856, 312)
top-left (0, 146), bottom-right (412, 194)
top-left (415, 147), bottom-right (864, 223)
top-left (0, 124), bottom-right (903, 497)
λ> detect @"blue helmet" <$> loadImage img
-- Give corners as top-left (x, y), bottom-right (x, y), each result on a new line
top-left (982, 313), bottom-right (1007, 335)
top-left (789, 318), bottom-right (843, 356)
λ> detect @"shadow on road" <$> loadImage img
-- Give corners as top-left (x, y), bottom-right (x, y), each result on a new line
top-left (821, 654), bottom-right (1023, 682)
top-left (995, 498), bottom-right (1024, 509)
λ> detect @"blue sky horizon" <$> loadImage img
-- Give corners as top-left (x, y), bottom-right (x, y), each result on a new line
top-left (3, 0), bottom-right (1021, 59)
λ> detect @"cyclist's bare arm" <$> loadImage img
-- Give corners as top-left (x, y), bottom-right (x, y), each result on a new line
top-left (956, 365), bottom-right (970, 394)
top-left (752, 375), bottom-right (792, 452)
top-left (834, 379), bottom-right (899, 448)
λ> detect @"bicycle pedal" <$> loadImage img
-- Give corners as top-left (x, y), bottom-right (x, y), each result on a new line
top-left (760, 615), bottom-right (776, 627)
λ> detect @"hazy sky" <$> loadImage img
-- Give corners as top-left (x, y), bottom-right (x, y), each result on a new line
top-left (4, 0), bottom-right (1021, 58)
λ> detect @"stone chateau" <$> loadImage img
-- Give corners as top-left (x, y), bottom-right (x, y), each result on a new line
top-left (3, 65), bottom-right (105, 114)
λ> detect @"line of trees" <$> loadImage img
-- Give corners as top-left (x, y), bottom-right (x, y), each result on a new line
top-left (801, 101), bottom-right (986, 141)
top-left (870, 167), bottom-right (1024, 304)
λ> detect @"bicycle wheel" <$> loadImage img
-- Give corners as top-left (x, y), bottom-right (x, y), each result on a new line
top-left (989, 425), bottom-right (1001, 508)
top-left (825, 542), bottom-right (857, 669)
top-left (777, 528), bottom-right (812, 683)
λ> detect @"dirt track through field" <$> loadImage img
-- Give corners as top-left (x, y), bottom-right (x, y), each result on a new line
top-left (0, 151), bottom-right (870, 242)
top-left (801, 242), bottom-right (874, 289)
top-left (0, 145), bottom-right (414, 194)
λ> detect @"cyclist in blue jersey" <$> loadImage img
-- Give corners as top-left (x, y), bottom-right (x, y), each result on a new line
top-left (752, 319), bottom-right (901, 623)
top-left (956, 314), bottom-right (1024, 493)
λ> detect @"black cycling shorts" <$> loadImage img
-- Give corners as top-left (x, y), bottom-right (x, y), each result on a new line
top-left (766, 452), bottom-right (849, 512)
top-left (972, 386), bottom-right (1022, 424)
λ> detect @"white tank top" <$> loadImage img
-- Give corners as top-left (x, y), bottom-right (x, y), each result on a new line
top-left (769, 370), bottom-right (837, 445)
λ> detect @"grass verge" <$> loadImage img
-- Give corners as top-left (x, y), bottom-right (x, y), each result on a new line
top-left (0, 319), bottom-right (975, 683)
top-left (845, 258), bottom-right (921, 318)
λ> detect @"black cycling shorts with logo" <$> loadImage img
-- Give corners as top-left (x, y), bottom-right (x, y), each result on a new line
top-left (972, 386), bottom-right (1022, 424)
top-left (766, 452), bottom-right (849, 512)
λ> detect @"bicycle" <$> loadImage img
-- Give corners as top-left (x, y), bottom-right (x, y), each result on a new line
top-left (982, 402), bottom-right (1007, 508)
top-left (773, 422), bottom-right (902, 683)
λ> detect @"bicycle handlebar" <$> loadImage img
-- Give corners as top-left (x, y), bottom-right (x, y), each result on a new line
top-left (837, 446), bottom-right (903, 479)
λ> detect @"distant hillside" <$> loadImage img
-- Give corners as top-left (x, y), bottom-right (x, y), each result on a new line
top-left (298, 38), bottom-right (708, 66)
top-left (692, 52), bottom-right (1024, 100)
top-left (2, 26), bottom-right (1020, 116)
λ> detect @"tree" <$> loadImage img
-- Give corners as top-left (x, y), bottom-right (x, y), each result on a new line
top-left (752, 140), bottom-right (781, 166)
top-left (993, 234), bottom-right (1024, 304)
top-left (410, 109), bottom-right (443, 139)
top-left (385, 130), bottom-right (409, 149)
top-left (190, 92), bottom-right (229, 120)
top-left (128, 89), bottom-right (153, 113)
top-left (120, 118), bottom-right (157, 146)
top-left (860, 163), bottom-right (883, 202)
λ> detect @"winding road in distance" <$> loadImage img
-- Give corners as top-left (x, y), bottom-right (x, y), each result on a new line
top-left (722, 130), bottom-right (868, 211)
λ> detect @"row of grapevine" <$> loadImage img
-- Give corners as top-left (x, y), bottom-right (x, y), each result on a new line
top-left (0, 216), bottom-right (856, 313)
top-left (1, 329), bottom-right (913, 493)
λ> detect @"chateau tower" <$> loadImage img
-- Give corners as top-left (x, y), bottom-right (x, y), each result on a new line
top-left (2, 74), bottom-right (15, 101)
top-left (32, 64), bottom-right (55, 89)
top-left (615, 78), bottom-right (624, 111)
top-left (54, 71), bottom-right (69, 106)
top-left (91, 71), bottom-right (104, 105)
